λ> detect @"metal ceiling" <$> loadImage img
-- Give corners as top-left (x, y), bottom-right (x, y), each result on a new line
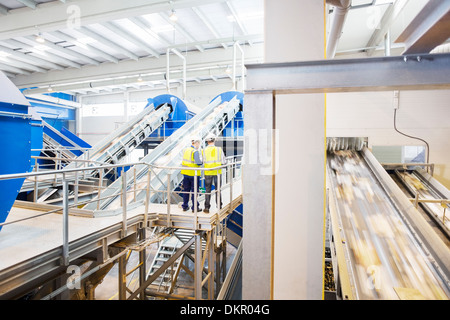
top-left (0, 0), bottom-right (264, 95)
top-left (0, 0), bottom-right (446, 97)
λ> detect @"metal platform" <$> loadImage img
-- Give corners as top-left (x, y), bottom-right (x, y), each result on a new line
top-left (0, 175), bottom-right (242, 299)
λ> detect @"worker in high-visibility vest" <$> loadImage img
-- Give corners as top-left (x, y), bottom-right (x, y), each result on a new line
top-left (181, 136), bottom-right (203, 212)
top-left (203, 133), bottom-right (227, 213)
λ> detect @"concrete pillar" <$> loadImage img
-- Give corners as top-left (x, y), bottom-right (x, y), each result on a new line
top-left (243, 0), bottom-right (326, 300)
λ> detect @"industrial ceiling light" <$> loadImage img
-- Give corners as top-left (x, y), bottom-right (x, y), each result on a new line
top-left (47, 85), bottom-right (53, 92)
top-left (225, 66), bottom-right (232, 74)
top-left (137, 74), bottom-right (143, 82)
top-left (35, 33), bottom-right (45, 43)
top-left (169, 10), bottom-right (178, 22)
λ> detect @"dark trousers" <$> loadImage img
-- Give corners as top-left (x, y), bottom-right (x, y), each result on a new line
top-left (204, 175), bottom-right (222, 210)
top-left (182, 175), bottom-right (200, 211)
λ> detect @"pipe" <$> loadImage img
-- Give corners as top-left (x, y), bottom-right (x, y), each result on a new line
top-left (232, 41), bottom-right (245, 91)
top-left (326, 0), bottom-right (352, 59)
top-left (384, 30), bottom-right (391, 56)
top-left (166, 48), bottom-right (187, 100)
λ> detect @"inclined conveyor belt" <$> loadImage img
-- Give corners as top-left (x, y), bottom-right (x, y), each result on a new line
top-left (327, 148), bottom-right (450, 300)
top-left (67, 103), bottom-right (171, 172)
top-left (84, 95), bottom-right (242, 213)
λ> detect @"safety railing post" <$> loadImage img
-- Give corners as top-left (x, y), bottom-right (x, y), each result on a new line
top-left (34, 158), bottom-right (39, 202)
top-left (133, 167), bottom-right (137, 203)
top-left (144, 168), bottom-right (151, 228)
top-left (217, 173), bottom-right (221, 212)
top-left (74, 170), bottom-right (79, 206)
top-left (121, 168), bottom-right (127, 237)
top-left (97, 169), bottom-right (103, 210)
top-left (229, 161), bottom-right (233, 213)
top-left (194, 170), bottom-right (198, 229)
top-left (166, 172), bottom-right (171, 227)
top-left (62, 174), bottom-right (69, 266)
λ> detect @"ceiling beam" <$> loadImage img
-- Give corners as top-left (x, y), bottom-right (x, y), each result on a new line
top-left (0, 55), bottom-right (47, 73)
top-left (225, 1), bottom-right (253, 46)
top-left (159, 12), bottom-right (205, 52)
top-left (191, 7), bottom-right (228, 49)
top-left (77, 26), bottom-right (140, 61)
top-left (0, 62), bottom-right (31, 75)
top-left (0, 44), bottom-right (64, 70)
top-left (101, 21), bottom-right (160, 58)
top-left (396, 0), bottom-right (450, 55)
top-left (2, 38), bottom-right (83, 69)
top-left (23, 35), bottom-right (101, 66)
top-left (13, 43), bottom-right (263, 90)
top-left (2, 71), bottom-right (16, 78)
top-left (365, 0), bottom-right (410, 56)
top-left (128, 16), bottom-right (172, 47)
top-left (0, 0), bottom-right (228, 41)
top-left (167, 33), bottom-right (262, 49)
top-left (51, 30), bottom-right (120, 64)
top-left (20, 66), bottom-right (237, 94)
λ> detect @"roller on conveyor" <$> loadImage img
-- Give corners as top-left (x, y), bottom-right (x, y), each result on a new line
top-left (326, 137), bottom-right (450, 300)
top-left (383, 164), bottom-right (450, 239)
top-left (84, 92), bottom-right (242, 214)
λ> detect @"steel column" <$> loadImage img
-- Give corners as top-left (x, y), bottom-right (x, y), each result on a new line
top-left (194, 232), bottom-right (202, 299)
top-left (118, 254), bottom-right (127, 300)
top-left (62, 175), bottom-right (69, 266)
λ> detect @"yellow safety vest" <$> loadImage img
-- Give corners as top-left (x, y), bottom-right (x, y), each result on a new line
top-left (204, 145), bottom-right (222, 176)
top-left (181, 147), bottom-right (202, 176)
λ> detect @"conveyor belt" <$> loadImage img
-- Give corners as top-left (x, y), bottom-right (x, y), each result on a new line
top-left (85, 95), bottom-right (241, 213)
top-left (327, 149), bottom-right (450, 300)
top-left (68, 104), bottom-right (171, 173)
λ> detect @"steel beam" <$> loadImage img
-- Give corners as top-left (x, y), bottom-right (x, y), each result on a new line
top-left (0, 212), bottom-right (145, 299)
top-left (0, 0), bottom-right (229, 41)
top-left (12, 43), bottom-right (263, 89)
top-left (396, 0), bottom-right (450, 55)
top-left (245, 53), bottom-right (450, 94)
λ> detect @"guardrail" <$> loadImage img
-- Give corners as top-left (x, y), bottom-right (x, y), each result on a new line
top-left (0, 157), bottom-right (242, 267)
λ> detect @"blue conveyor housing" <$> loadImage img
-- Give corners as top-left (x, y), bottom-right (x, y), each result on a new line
top-left (0, 72), bottom-right (43, 230)
top-left (211, 91), bottom-right (243, 138)
top-left (146, 94), bottom-right (200, 139)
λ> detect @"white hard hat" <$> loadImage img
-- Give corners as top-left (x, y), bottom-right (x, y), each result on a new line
top-left (205, 133), bottom-right (216, 142)
top-left (190, 136), bottom-right (201, 143)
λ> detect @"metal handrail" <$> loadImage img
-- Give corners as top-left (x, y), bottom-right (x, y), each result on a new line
top-left (0, 158), bottom-right (242, 267)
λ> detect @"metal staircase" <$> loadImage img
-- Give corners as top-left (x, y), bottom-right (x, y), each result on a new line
top-left (146, 236), bottom-right (184, 296)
